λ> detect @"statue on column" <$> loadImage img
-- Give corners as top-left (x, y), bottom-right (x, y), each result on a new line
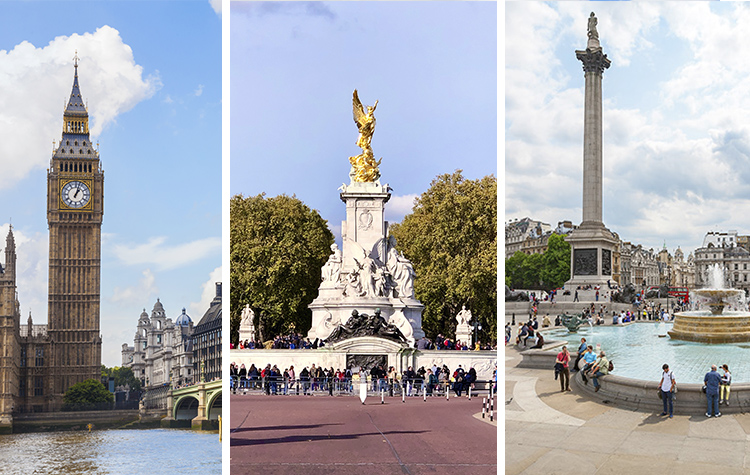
top-left (456, 305), bottom-right (472, 326)
top-left (455, 305), bottom-right (473, 346)
top-left (349, 90), bottom-right (382, 183)
top-left (587, 12), bottom-right (598, 41)
top-left (239, 304), bottom-right (256, 343)
top-left (320, 243), bottom-right (343, 288)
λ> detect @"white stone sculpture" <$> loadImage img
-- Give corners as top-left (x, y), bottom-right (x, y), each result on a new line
top-left (455, 305), bottom-right (472, 346)
top-left (456, 305), bottom-right (472, 326)
top-left (389, 310), bottom-right (414, 344)
top-left (239, 304), bottom-right (256, 342)
top-left (320, 243), bottom-right (343, 288)
top-left (387, 248), bottom-right (416, 299)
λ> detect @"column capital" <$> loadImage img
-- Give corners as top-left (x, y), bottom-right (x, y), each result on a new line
top-left (576, 48), bottom-right (611, 76)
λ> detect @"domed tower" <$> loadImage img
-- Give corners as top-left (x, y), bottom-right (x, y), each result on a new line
top-left (46, 55), bottom-right (104, 407)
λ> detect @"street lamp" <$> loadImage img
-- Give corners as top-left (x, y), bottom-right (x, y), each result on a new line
top-left (472, 319), bottom-right (482, 349)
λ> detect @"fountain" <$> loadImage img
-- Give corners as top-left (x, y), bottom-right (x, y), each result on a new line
top-left (669, 264), bottom-right (750, 343)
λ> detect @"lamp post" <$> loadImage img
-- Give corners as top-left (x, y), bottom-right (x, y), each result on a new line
top-left (472, 319), bottom-right (482, 348)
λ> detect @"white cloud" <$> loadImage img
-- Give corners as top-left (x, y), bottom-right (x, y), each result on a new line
top-left (209, 0), bottom-right (221, 17)
top-left (0, 26), bottom-right (159, 190)
top-left (384, 193), bottom-right (418, 225)
top-left (0, 224), bottom-right (48, 323)
top-left (112, 236), bottom-right (221, 271)
top-left (506, 3), bottom-right (750, 253)
top-left (194, 84), bottom-right (204, 97)
top-left (110, 268), bottom-right (158, 304)
top-left (188, 266), bottom-right (221, 319)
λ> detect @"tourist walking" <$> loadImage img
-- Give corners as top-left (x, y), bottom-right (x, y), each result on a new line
top-left (555, 346), bottom-right (571, 392)
top-left (704, 364), bottom-right (722, 417)
top-left (720, 364), bottom-right (732, 406)
top-left (590, 351), bottom-right (609, 392)
top-left (659, 364), bottom-right (676, 418)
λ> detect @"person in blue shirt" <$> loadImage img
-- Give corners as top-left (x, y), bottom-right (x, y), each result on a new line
top-left (704, 364), bottom-right (722, 417)
top-left (580, 346), bottom-right (597, 385)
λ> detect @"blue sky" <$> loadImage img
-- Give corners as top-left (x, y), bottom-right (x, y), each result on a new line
top-left (0, 1), bottom-right (221, 366)
top-left (506, 1), bottom-right (750, 257)
top-left (231, 1), bottom-right (497, 244)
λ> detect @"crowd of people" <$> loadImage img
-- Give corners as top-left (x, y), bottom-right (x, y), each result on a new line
top-left (233, 333), bottom-right (495, 352)
top-left (229, 361), bottom-right (497, 397)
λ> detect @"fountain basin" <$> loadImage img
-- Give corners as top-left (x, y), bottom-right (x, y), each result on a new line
top-left (668, 312), bottom-right (750, 343)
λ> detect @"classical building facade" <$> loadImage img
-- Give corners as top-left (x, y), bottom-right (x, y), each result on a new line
top-left (694, 233), bottom-right (750, 293)
top-left (122, 300), bottom-right (194, 389)
top-left (192, 283), bottom-right (222, 383)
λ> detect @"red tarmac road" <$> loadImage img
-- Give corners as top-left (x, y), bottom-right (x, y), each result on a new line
top-left (230, 394), bottom-right (497, 475)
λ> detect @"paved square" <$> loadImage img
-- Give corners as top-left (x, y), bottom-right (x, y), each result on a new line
top-left (231, 394), bottom-right (497, 474)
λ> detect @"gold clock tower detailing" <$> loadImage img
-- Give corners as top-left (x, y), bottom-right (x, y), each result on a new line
top-left (46, 56), bottom-right (103, 407)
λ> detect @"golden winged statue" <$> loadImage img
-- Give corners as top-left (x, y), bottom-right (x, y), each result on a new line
top-left (349, 90), bottom-right (382, 183)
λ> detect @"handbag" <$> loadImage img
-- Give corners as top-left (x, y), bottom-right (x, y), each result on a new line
top-left (658, 389), bottom-right (663, 400)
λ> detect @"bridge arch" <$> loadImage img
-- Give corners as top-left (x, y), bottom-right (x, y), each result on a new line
top-left (207, 390), bottom-right (222, 420)
top-left (173, 395), bottom-right (199, 420)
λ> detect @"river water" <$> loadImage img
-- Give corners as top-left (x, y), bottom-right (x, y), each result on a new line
top-left (0, 429), bottom-right (221, 474)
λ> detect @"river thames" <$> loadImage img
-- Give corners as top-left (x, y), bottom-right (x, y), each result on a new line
top-left (0, 429), bottom-right (221, 474)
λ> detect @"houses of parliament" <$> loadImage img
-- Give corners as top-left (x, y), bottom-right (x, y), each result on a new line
top-left (0, 59), bottom-right (104, 431)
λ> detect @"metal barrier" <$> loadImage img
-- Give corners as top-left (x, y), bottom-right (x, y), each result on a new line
top-left (232, 375), bottom-right (496, 401)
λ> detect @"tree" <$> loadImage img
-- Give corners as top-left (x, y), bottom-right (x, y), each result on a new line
top-left (505, 251), bottom-right (528, 289)
top-left (230, 193), bottom-right (334, 344)
top-left (540, 233), bottom-right (570, 289)
top-left (101, 365), bottom-right (142, 391)
top-left (389, 171), bottom-right (497, 343)
top-left (63, 379), bottom-right (114, 409)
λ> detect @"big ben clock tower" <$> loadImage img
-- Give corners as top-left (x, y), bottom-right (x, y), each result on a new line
top-left (47, 55), bottom-right (103, 405)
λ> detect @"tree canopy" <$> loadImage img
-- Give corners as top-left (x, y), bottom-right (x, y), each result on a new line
top-left (230, 193), bottom-right (334, 344)
top-left (389, 171), bottom-right (497, 343)
top-left (101, 365), bottom-right (141, 391)
top-left (505, 234), bottom-right (571, 291)
top-left (63, 379), bottom-right (114, 408)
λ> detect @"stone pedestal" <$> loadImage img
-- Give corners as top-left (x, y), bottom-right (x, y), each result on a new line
top-left (238, 323), bottom-right (255, 343)
top-left (455, 324), bottom-right (471, 347)
top-left (308, 181), bottom-right (425, 344)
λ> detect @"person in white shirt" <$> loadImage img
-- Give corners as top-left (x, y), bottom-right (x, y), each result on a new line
top-left (659, 363), bottom-right (676, 418)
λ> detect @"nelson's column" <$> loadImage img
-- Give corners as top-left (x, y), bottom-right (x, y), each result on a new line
top-left (565, 12), bottom-right (617, 289)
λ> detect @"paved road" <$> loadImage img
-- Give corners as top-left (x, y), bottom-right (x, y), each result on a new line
top-left (231, 393), bottom-right (497, 475)
top-left (506, 344), bottom-right (750, 474)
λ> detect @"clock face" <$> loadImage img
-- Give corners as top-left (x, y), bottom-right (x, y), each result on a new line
top-left (61, 181), bottom-right (91, 209)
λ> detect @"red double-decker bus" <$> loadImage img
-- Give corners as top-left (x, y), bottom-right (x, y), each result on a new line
top-left (669, 286), bottom-right (690, 302)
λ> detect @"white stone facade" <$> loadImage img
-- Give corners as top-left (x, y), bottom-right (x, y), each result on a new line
top-left (122, 300), bottom-right (195, 388)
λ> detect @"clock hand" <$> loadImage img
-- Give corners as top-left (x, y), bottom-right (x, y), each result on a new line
top-left (74, 187), bottom-right (80, 198)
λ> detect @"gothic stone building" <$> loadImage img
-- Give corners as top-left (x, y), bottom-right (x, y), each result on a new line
top-left (0, 61), bottom-right (104, 431)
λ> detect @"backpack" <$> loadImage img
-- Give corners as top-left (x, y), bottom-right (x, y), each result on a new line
top-left (608, 361), bottom-right (614, 372)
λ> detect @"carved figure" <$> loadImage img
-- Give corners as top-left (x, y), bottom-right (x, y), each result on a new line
top-left (456, 305), bottom-right (472, 326)
top-left (326, 309), bottom-right (407, 344)
top-left (349, 90), bottom-right (382, 183)
top-left (316, 311), bottom-right (341, 340)
top-left (612, 283), bottom-right (636, 303)
top-left (320, 243), bottom-right (343, 286)
top-left (505, 285), bottom-right (529, 302)
top-left (386, 246), bottom-right (416, 298)
top-left (389, 309), bottom-right (414, 342)
top-left (344, 268), bottom-right (365, 297)
top-left (588, 12), bottom-right (598, 40)
top-left (354, 254), bottom-right (378, 298)
top-left (560, 313), bottom-right (587, 333)
top-left (240, 304), bottom-right (254, 327)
